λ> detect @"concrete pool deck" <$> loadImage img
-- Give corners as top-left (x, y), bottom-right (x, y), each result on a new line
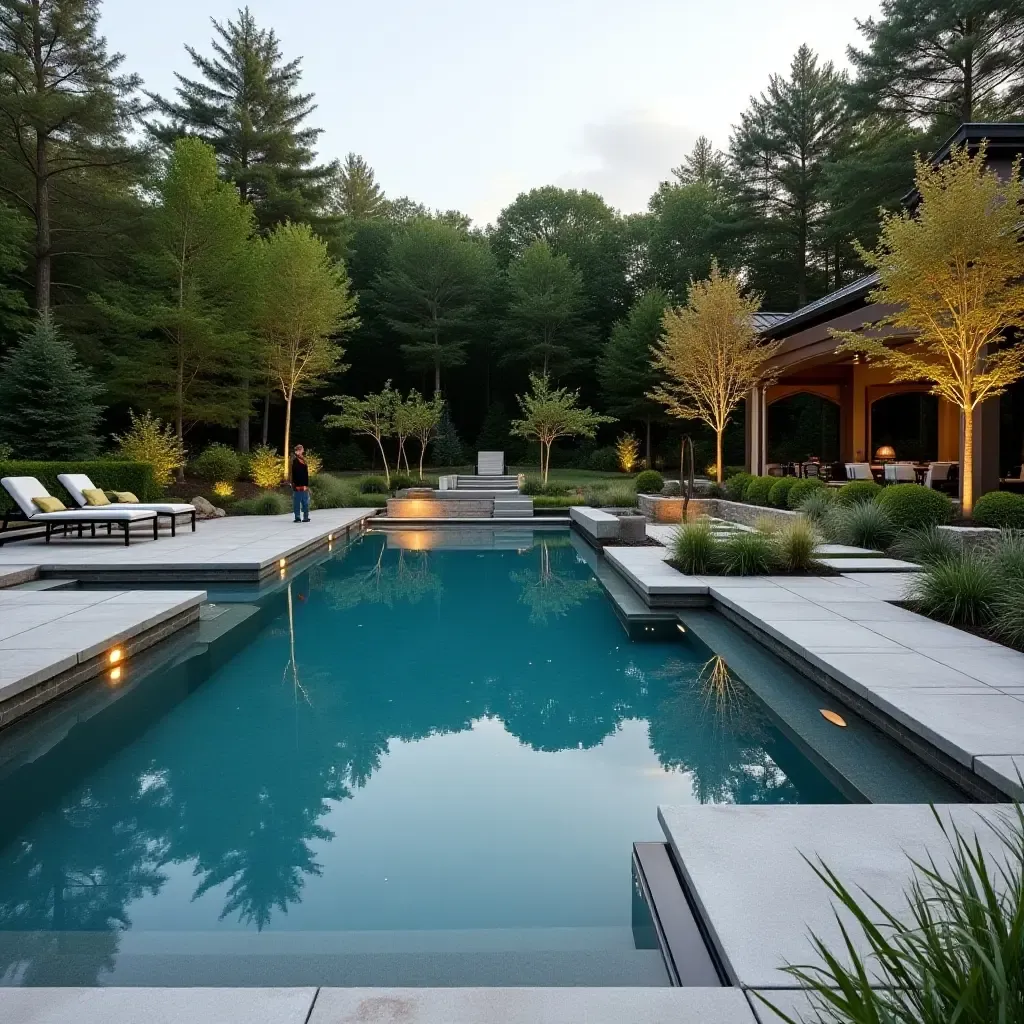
top-left (0, 508), bottom-right (378, 583)
top-left (603, 537), bottom-right (1024, 800)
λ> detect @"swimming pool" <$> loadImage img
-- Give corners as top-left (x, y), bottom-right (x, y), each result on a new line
top-left (0, 529), bottom-right (960, 986)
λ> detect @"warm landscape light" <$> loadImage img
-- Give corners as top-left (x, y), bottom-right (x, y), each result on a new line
top-left (328, 533), bottom-right (334, 541)
top-left (820, 709), bottom-right (847, 727)
top-left (109, 666), bottom-right (122, 683)
top-left (278, 558), bottom-right (286, 568)
top-left (108, 647), bottom-right (123, 665)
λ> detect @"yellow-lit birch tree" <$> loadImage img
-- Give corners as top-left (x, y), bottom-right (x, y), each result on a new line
top-left (649, 262), bottom-right (780, 483)
top-left (833, 144), bottom-right (1024, 517)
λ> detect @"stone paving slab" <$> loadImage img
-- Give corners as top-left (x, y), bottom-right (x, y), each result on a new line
top-left (0, 590), bottom-right (205, 702)
top-left (659, 804), bottom-right (1012, 991)
top-left (0, 987), bottom-right (317, 1024)
top-left (975, 756), bottom-right (1024, 799)
top-left (310, 987), bottom-right (756, 1024)
top-left (0, 508), bottom-right (376, 581)
top-left (748, 989), bottom-right (819, 1023)
top-left (815, 556), bottom-right (920, 572)
top-left (0, 563), bottom-right (38, 588)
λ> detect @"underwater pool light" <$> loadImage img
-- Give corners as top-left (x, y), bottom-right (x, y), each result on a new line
top-left (109, 666), bottom-right (122, 684)
top-left (819, 709), bottom-right (847, 727)
top-left (278, 558), bottom-right (286, 569)
top-left (108, 647), bottom-right (123, 665)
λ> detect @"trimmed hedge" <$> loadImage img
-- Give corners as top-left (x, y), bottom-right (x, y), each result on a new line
top-left (787, 477), bottom-right (827, 509)
top-left (744, 476), bottom-right (774, 506)
top-left (0, 460), bottom-right (160, 512)
top-left (725, 472), bottom-right (754, 502)
top-left (767, 476), bottom-right (800, 509)
top-left (973, 491), bottom-right (1024, 529)
top-left (875, 483), bottom-right (953, 530)
top-left (191, 443), bottom-right (241, 483)
top-left (836, 480), bottom-right (882, 505)
top-left (635, 469), bottom-right (664, 493)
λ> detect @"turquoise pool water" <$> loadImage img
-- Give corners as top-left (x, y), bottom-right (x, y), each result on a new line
top-left (0, 530), bottom-right (957, 986)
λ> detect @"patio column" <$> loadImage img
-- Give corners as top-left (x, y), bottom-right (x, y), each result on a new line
top-left (745, 387), bottom-right (766, 474)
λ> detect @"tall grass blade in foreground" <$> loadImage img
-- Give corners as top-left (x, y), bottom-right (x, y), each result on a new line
top-left (909, 551), bottom-right (1001, 627)
top-left (758, 803), bottom-right (1024, 1024)
top-left (670, 518), bottom-right (716, 575)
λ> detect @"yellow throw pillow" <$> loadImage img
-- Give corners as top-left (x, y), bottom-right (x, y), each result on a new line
top-left (113, 491), bottom-right (139, 503)
top-left (82, 488), bottom-right (110, 506)
top-left (32, 496), bottom-right (66, 513)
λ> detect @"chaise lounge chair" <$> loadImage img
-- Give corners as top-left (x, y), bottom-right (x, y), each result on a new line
top-left (58, 473), bottom-right (197, 537)
top-left (1, 476), bottom-right (159, 547)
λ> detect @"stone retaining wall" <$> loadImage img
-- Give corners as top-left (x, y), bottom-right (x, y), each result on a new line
top-left (637, 494), bottom-right (798, 527)
top-left (386, 497), bottom-right (493, 518)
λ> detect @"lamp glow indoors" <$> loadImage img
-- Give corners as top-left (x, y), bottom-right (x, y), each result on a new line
top-left (874, 445), bottom-right (896, 463)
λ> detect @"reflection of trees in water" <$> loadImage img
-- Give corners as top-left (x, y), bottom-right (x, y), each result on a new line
top-left (0, 539), bottom-right (814, 969)
top-left (647, 657), bottom-right (801, 805)
top-left (325, 544), bottom-right (442, 610)
top-left (509, 539), bottom-right (599, 624)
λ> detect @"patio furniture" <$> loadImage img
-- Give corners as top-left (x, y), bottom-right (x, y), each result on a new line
top-left (845, 462), bottom-right (873, 481)
top-left (884, 463), bottom-right (917, 484)
top-left (1000, 465), bottom-right (1024, 493)
top-left (58, 473), bottom-right (197, 537)
top-left (2, 477), bottom-right (159, 546)
top-left (923, 462), bottom-right (954, 490)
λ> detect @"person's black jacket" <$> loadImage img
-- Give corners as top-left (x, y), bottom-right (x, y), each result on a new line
top-left (291, 457), bottom-right (309, 488)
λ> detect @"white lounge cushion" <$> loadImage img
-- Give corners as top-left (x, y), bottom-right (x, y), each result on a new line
top-left (58, 474), bottom-right (195, 515)
top-left (2, 477), bottom-right (155, 522)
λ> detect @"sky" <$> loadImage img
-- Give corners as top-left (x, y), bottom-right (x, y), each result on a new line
top-left (100, 0), bottom-right (880, 227)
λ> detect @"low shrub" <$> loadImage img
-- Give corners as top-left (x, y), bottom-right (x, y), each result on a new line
top-left (724, 472), bottom-right (754, 502)
top-left (389, 472), bottom-right (416, 492)
top-left (111, 410), bottom-right (185, 487)
top-left (794, 487), bottom-right (834, 525)
top-left (909, 551), bottom-right (1000, 627)
top-left (993, 578), bottom-right (1024, 648)
top-left (587, 446), bottom-right (620, 472)
top-left (352, 493), bottom-right (389, 508)
top-left (891, 525), bottom-right (959, 566)
top-left (876, 482), bottom-right (953, 530)
top-left (249, 444), bottom-right (284, 489)
top-left (767, 476), bottom-right (799, 509)
top-left (706, 483), bottom-right (724, 498)
top-left (973, 491), bottom-right (1024, 529)
top-left (359, 475), bottom-right (389, 494)
top-left (532, 494), bottom-right (576, 508)
top-left (233, 492), bottom-right (291, 516)
top-left (303, 450), bottom-right (323, 477)
top-left (773, 518), bottom-right (819, 573)
top-left (310, 473), bottom-right (354, 510)
top-left (828, 501), bottom-right (897, 550)
top-left (590, 486), bottom-right (637, 508)
top-left (786, 477), bottom-right (827, 510)
top-left (0, 459), bottom-right (159, 512)
top-left (717, 531), bottom-right (778, 575)
top-left (722, 465), bottom-right (746, 480)
top-left (191, 443), bottom-right (241, 483)
top-left (835, 479), bottom-right (882, 505)
top-left (635, 469), bottom-right (664, 494)
top-left (670, 519), bottom-right (716, 575)
top-left (743, 476), bottom-right (774, 506)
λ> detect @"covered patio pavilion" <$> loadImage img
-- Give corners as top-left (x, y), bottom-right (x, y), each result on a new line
top-left (745, 124), bottom-right (1024, 499)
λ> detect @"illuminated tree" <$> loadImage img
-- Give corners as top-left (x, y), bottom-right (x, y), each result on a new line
top-left (650, 263), bottom-right (780, 483)
top-left (615, 433), bottom-right (640, 473)
top-left (833, 144), bottom-right (1024, 517)
top-left (510, 373), bottom-right (613, 484)
top-left (324, 383), bottom-right (399, 484)
top-left (403, 389), bottom-right (444, 479)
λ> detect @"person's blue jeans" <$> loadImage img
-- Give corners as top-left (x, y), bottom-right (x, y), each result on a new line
top-left (293, 488), bottom-right (310, 521)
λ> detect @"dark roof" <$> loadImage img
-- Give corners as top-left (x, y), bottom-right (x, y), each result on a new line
top-left (752, 312), bottom-right (788, 331)
top-left (758, 273), bottom-right (879, 340)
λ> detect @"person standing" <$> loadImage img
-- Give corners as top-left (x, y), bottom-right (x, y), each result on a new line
top-left (291, 444), bottom-right (310, 523)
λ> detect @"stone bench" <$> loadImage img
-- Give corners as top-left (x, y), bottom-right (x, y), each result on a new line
top-left (569, 506), bottom-right (620, 543)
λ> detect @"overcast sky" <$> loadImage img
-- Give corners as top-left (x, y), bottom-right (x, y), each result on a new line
top-left (100, 0), bottom-right (880, 226)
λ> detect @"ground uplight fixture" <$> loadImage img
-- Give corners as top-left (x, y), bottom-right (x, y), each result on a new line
top-left (108, 647), bottom-right (123, 665)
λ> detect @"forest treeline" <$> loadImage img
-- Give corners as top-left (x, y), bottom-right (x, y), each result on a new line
top-left (2, 1), bottom-right (1023, 468)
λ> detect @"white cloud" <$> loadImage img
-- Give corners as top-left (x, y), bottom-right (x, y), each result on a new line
top-left (558, 110), bottom-right (701, 214)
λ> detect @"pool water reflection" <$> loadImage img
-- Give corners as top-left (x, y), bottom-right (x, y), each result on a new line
top-left (0, 530), bottom-right (843, 986)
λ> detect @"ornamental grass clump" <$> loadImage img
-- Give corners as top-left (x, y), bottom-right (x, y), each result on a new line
top-left (671, 519), bottom-right (717, 575)
top-left (761, 804), bottom-right (1024, 1024)
top-left (828, 501), bottom-right (896, 550)
top-left (773, 518), bottom-right (819, 573)
top-left (890, 525), bottom-right (959, 567)
top-left (796, 487), bottom-right (834, 526)
top-left (717, 531), bottom-right (778, 576)
top-left (909, 550), bottom-right (1001, 628)
top-left (310, 473), bottom-right (354, 510)
top-left (233, 492), bottom-right (291, 516)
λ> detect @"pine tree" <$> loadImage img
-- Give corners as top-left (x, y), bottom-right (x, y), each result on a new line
top-left (503, 240), bottom-right (591, 376)
top-left (0, 0), bottom-right (144, 313)
top-left (149, 6), bottom-right (333, 232)
top-left (848, 0), bottom-right (1024, 127)
top-left (598, 289), bottom-right (669, 465)
top-left (730, 45), bottom-right (848, 308)
top-left (371, 219), bottom-right (493, 393)
top-left (672, 136), bottom-right (726, 186)
top-left (334, 153), bottom-right (386, 221)
top-left (0, 198), bottom-right (29, 342)
top-left (0, 315), bottom-right (103, 459)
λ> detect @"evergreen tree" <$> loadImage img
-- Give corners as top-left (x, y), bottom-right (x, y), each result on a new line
top-left (672, 136), bottom-right (726, 186)
top-left (149, 6), bottom-right (333, 232)
top-left (99, 138), bottom-right (256, 444)
top-left (597, 289), bottom-right (669, 465)
top-left (371, 219), bottom-right (494, 393)
top-left (848, 0), bottom-right (1024, 127)
top-left (730, 45), bottom-right (848, 308)
top-left (0, 198), bottom-right (29, 344)
top-left (0, 0), bottom-right (144, 313)
top-left (503, 239), bottom-right (590, 376)
top-left (333, 153), bottom-right (386, 221)
top-left (0, 315), bottom-right (103, 459)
